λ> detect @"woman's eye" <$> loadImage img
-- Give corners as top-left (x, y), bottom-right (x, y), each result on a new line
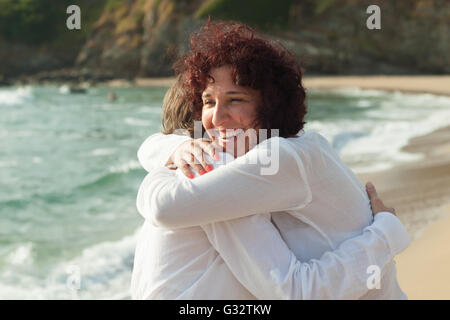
top-left (203, 101), bottom-right (214, 106)
top-left (231, 98), bottom-right (244, 102)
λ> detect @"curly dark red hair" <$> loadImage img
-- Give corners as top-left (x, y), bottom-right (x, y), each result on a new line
top-left (174, 20), bottom-right (307, 138)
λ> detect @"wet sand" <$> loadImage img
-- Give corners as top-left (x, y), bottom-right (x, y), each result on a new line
top-left (304, 75), bottom-right (450, 96)
top-left (358, 125), bottom-right (450, 299)
top-left (127, 75), bottom-right (450, 97)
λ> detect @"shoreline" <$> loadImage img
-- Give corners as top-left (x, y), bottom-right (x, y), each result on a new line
top-left (4, 75), bottom-right (450, 98)
top-left (357, 124), bottom-right (450, 299)
top-left (128, 75), bottom-right (450, 97)
top-left (357, 126), bottom-right (450, 241)
top-left (303, 75), bottom-right (450, 97)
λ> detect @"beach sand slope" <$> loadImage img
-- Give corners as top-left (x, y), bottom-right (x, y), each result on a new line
top-left (358, 126), bottom-right (450, 299)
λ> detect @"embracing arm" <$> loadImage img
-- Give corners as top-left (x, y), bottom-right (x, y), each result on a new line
top-left (138, 137), bottom-right (311, 228)
top-left (201, 212), bottom-right (410, 300)
top-left (137, 132), bottom-right (191, 172)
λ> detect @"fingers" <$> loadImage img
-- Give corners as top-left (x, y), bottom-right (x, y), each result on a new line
top-left (371, 197), bottom-right (385, 213)
top-left (189, 139), bottom-right (222, 173)
top-left (387, 207), bottom-right (396, 216)
top-left (366, 181), bottom-right (383, 216)
top-left (198, 139), bottom-right (221, 162)
top-left (171, 139), bottom-right (224, 179)
top-left (365, 181), bottom-right (397, 216)
top-left (365, 182), bottom-right (378, 201)
top-left (191, 143), bottom-right (213, 173)
top-left (174, 143), bottom-right (210, 177)
top-left (178, 159), bottom-right (195, 179)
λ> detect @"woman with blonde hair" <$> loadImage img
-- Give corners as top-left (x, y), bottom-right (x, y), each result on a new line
top-left (161, 75), bottom-right (195, 138)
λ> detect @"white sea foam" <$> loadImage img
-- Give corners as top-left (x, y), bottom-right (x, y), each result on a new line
top-left (307, 89), bottom-right (450, 173)
top-left (32, 157), bottom-right (42, 164)
top-left (5, 243), bottom-right (34, 266)
top-left (137, 106), bottom-right (163, 114)
top-left (0, 86), bottom-right (33, 106)
top-left (356, 99), bottom-right (372, 108)
top-left (0, 160), bottom-right (18, 168)
top-left (312, 87), bottom-right (387, 97)
top-left (124, 117), bottom-right (152, 127)
top-left (59, 85), bottom-right (70, 94)
top-left (91, 148), bottom-right (117, 156)
top-left (0, 232), bottom-right (139, 299)
top-left (109, 160), bottom-right (141, 173)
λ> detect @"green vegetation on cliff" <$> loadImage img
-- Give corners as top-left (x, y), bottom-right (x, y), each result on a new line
top-left (195, 0), bottom-right (295, 29)
top-left (0, 0), bottom-right (106, 45)
top-left (1, 0), bottom-right (449, 79)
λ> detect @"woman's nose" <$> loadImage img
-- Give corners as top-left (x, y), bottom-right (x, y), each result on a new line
top-left (212, 101), bottom-right (228, 126)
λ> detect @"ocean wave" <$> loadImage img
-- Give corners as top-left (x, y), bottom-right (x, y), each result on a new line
top-left (90, 148), bottom-right (117, 157)
top-left (73, 168), bottom-right (140, 194)
top-left (306, 93), bottom-right (450, 173)
top-left (0, 86), bottom-right (33, 106)
top-left (356, 100), bottom-right (372, 108)
top-left (124, 117), bottom-right (152, 127)
top-left (312, 87), bottom-right (388, 97)
top-left (0, 160), bottom-right (18, 168)
top-left (108, 160), bottom-right (142, 174)
top-left (0, 232), bottom-right (139, 299)
top-left (137, 106), bottom-right (163, 114)
top-left (0, 163), bottom-right (143, 210)
top-left (58, 85), bottom-right (70, 94)
top-left (4, 243), bottom-right (34, 266)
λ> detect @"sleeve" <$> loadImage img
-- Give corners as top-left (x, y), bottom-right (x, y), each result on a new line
top-left (138, 137), bottom-right (313, 228)
top-left (137, 132), bottom-right (192, 172)
top-left (200, 211), bottom-right (410, 300)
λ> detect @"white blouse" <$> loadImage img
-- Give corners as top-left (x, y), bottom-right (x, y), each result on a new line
top-left (131, 131), bottom-right (410, 299)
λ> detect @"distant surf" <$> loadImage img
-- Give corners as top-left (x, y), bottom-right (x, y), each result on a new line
top-left (306, 88), bottom-right (450, 173)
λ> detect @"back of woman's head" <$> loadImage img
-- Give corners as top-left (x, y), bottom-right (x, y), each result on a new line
top-left (161, 75), bottom-right (195, 138)
top-left (174, 20), bottom-right (307, 138)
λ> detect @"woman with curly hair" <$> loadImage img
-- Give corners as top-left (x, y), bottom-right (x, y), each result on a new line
top-left (131, 21), bottom-right (409, 300)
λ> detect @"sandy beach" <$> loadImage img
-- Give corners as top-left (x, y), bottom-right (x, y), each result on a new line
top-left (304, 75), bottom-right (450, 97)
top-left (129, 75), bottom-right (450, 97)
top-left (358, 124), bottom-right (450, 299)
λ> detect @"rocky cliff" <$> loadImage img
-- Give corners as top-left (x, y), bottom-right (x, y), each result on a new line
top-left (75, 0), bottom-right (205, 78)
top-left (1, 0), bottom-right (449, 83)
top-left (74, 0), bottom-right (450, 77)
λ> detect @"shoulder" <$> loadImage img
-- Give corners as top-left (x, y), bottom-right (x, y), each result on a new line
top-left (283, 130), bottom-right (333, 154)
top-left (245, 136), bottom-right (295, 160)
top-left (230, 136), bottom-right (304, 176)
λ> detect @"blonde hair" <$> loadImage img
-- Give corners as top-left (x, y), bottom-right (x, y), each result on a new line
top-left (161, 75), bottom-right (195, 138)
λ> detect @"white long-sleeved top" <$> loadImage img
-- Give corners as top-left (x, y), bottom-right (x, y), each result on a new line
top-left (131, 131), bottom-right (410, 299)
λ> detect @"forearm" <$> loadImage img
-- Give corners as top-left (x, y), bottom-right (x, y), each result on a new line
top-left (202, 212), bottom-right (410, 300)
top-left (139, 139), bottom-right (311, 228)
top-left (137, 132), bottom-right (191, 172)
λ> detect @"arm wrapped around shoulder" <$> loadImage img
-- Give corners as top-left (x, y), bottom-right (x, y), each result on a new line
top-left (138, 137), bottom-right (312, 229)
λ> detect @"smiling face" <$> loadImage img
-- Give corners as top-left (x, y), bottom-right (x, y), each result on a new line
top-left (201, 66), bottom-right (261, 157)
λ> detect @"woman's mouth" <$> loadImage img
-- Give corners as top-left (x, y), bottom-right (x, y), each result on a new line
top-left (218, 129), bottom-right (244, 144)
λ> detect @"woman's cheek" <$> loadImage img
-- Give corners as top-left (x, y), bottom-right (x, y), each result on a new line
top-left (201, 109), bottom-right (212, 130)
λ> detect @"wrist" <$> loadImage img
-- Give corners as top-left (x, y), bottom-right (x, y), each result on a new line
top-left (373, 212), bottom-right (411, 255)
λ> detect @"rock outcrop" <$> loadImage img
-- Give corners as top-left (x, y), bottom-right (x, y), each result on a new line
top-left (74, 0), bottom-right (450, 77)
top-left (75, 0), bottom-right (204, 78)
top-left (2, 0), bottom-right (449, 83)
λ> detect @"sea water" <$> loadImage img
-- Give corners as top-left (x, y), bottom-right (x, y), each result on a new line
top-left (0, 84), bottom-right (449, 299)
